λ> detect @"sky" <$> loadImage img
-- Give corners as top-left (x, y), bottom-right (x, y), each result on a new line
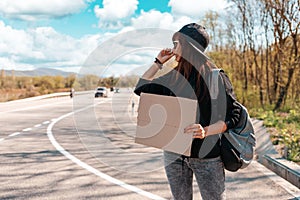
top-left (0, 0), bottom-right (228, 76)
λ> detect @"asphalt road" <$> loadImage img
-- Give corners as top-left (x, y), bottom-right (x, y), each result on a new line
top-left (0, 88), bottom-right (299, 200)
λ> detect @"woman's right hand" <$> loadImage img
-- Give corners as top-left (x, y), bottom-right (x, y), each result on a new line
top-left (141, 48), bottom-right (174, 80)
top-left (157, 48), bottom-right (174, 64)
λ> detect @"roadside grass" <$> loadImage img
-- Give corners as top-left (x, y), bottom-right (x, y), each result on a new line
top-left (0, 88), bottom-right (69, 102)
top-left (250, 107), bottom-right (300, 163)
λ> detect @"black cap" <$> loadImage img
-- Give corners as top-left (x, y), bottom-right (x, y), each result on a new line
top-left (178, 23), bottom-right (209, 51)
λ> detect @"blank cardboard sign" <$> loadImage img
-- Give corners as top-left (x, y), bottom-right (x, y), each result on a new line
top-left (135, 93), bottom-right (197, 156)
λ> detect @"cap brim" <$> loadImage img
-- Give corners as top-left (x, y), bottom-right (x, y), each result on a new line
top-left (188, 41), bottom-right (211, 61)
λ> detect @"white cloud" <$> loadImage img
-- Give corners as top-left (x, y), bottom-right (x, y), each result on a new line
top-left (168, 0), bottom-right (228, 18)
top-left (94, 0), bottom-right (138, 28)
top-left (0, 0), bottom-right (229, 75)
top-left (0, 21), bottom-right (43, 60)
top-left (0, 0), bottom-right (88, 21)
top-left (0, 21), bottom-right (101, 71)
top-left (0, 57), bottom-right (34, 71)
top-left (130, 10), bottom-right (192, 31)
top-left (131, 10), bottom-right (173, 29)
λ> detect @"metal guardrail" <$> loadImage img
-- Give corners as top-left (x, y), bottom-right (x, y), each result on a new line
top-left (0, 91), bottom-right (94, 104)
top-left (261, 155), bottom-right (300, 188)
top-left (253, 118), bottom-right (300, 189)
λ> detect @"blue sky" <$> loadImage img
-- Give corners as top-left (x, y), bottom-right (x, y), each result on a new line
top-left (0, 0), bottom-right (228, 75)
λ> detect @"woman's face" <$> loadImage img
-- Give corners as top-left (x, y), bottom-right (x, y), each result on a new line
top-left (172, 38), bottom-right (181, 62)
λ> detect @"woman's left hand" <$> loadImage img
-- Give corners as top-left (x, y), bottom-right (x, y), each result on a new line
top-left (184, 124), bottom-right (206, 139)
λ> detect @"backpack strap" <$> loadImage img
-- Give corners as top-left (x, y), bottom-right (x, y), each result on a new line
top-left (209, 69), bottom-right (222, 100)
top-left (208, 68), bottom-right (223, 140)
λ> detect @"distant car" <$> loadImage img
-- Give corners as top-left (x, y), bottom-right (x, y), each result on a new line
top-left (95, 87), bottom-right (108, 97)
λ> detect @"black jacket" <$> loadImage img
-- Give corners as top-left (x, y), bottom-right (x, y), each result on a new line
top-left (134, 68), bottom-right (241, 158)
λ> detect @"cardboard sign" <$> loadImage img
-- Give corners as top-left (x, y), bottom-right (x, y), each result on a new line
top-left (135, 93), bottom-right (197, 156)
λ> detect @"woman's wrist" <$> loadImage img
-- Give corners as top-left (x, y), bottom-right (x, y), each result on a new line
top-left (154, 57), bottom-right (163, 69)
top-left (203, 121), bottom-right (227, 136)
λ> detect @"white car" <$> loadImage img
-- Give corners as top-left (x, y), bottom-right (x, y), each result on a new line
top-left (94, 87), bottom-right (108, 97)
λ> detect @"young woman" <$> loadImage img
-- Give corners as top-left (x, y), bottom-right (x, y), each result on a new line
top-left (134, 23), bottom-right (241, 200)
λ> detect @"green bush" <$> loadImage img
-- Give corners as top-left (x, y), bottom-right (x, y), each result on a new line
top-left (252, 107), bottom-right (300, 162)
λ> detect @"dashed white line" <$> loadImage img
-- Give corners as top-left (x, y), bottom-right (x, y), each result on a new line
top-left (22, 128), bottom-right (32, 132)
top-left (3, 119), bottom-right (57, 143)
top-left (47, 99), bottom-right (166, 200)
top-left (9, 132), bottom-right (21, 137)
top-left (34, 124), bottom-right (42, 128)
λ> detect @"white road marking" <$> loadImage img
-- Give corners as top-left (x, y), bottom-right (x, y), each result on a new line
top-left (47, 99), bottom-right (166, 200)
top-left (3, 119), bottom-right (57, 143)
top-left (0, 101), bottom-right (67, 114)
top-left (9, 132), bottom-right (21, 137)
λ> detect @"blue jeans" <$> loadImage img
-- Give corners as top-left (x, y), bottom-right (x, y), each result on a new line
top-left (164, 151), bottom-right (225, 200)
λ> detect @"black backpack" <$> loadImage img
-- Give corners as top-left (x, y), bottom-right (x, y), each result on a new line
top-left (209, 69), bottom-right (256, 172)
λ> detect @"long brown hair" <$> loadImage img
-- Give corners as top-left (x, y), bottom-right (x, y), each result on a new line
top-left (171, 32), bottom-right (216, 102)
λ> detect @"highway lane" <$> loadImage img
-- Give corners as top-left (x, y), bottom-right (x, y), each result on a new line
top-left (0, 89), bottom-right (299, 199)
top-left (0, 92), bottom-right (169, 199)
top-left (0, 96), bottom-right (73, 137)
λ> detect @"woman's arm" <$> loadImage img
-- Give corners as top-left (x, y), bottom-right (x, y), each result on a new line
top-left (134, 49), bottom-right (175, 96)
top-left (141, 48), bottom-right (174, 80)
top-left (184, 121), bottom-right (227, 139)
top-left (221, 72), bottom-right (242, 129)
top-left (141, 63), bottom-right (161, 80)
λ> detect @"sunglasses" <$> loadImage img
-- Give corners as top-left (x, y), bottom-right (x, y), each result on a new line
top-left (173, 40), bottom-right (179, 49)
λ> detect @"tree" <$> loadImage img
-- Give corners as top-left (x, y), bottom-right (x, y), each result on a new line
top-left (202, 11), bottom-right (220, 51)
top-left (225, 0), bottom-right (299, 110)
top-left (263, 0), bottom-right (299, 110)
